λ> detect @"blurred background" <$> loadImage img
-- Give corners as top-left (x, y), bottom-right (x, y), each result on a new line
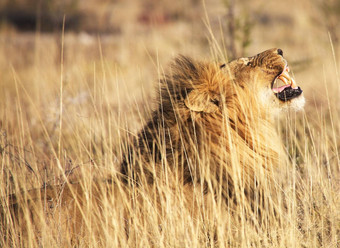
top-left (1, 0), bottom-right (339, 77)
top-left (1, 0), bottom-right (339, 52)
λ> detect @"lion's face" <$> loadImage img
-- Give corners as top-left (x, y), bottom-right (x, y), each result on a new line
top-left (223, 48), bottom-right (305, 113)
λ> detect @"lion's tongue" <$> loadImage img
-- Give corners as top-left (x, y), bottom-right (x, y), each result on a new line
top-left (272, 84), bottom-right (291, 93)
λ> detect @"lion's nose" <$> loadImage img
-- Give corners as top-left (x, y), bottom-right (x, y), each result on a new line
top-left (277, 49), bottom-right (283, 56)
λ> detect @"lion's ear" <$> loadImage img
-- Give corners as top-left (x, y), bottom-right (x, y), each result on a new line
top-left (184, 90), bottom-right (219, 113)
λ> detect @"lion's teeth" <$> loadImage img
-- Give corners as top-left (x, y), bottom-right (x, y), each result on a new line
top-left (291, 78), bottom-right (298, 89)
top-left (278, 75), bottom-right (289, 85)
top-left (277, 67), bottom-right (299, 89)
top-left (281, 71), bottom-right (291, 82)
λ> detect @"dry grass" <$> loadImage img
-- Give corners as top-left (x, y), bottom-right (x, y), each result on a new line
top-left (0, 0), bottom-right (339, 247)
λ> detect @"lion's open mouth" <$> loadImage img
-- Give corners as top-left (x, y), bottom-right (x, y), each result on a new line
top-left (272, 65), bottom-right (303, 101)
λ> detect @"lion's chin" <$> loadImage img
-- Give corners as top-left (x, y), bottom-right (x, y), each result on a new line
top-left (288, 94), bottom-right (305, 111)
top-left (258, 87), bottom-right (305, 115)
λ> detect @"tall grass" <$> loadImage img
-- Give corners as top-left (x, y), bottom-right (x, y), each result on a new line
top-left (0, 14), bottom-right (339, 248)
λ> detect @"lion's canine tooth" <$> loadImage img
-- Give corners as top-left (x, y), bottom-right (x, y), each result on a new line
top-left (278, 75), bottom-right (289, 85)
top-left (291, 78), bottom-right (298, 89)
top-left (280, 71), bottom-right (292, 85)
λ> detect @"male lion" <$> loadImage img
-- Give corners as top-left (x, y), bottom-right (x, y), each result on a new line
top-left (121, 48), bottom-right (305, 221)
top-left (1, 48), bottom-right (304, 245)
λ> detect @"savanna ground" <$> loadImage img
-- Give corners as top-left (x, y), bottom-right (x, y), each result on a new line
top-left (0, 0), bottom-right (339, 247)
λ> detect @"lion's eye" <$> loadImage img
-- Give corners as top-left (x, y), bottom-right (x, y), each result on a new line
top-left (211, 98), bottom-right (219, 106)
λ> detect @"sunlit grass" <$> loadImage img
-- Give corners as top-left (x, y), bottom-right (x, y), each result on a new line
top-left (0, 15), bottom-right (339, 248)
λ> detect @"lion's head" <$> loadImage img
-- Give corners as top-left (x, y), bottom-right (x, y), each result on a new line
top-left (184, 48), bottom-right (305, 117)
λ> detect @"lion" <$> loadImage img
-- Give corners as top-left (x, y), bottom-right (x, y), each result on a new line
top-left (1, 48), bottom-right (304, 245)
top-left (121, 48), bottom-right (304, 203)
top-left (119, 48), bottom-right (306, 234)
